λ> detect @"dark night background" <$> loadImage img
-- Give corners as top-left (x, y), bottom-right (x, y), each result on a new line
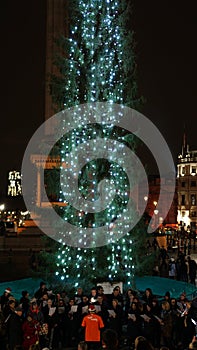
top-left (0, 0), bottom-right (196, 201)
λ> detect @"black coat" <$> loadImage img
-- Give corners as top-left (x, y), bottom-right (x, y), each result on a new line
top-left (7, 311), bottom-right (23, 350)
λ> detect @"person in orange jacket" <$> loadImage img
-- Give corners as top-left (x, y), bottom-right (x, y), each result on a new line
top-left (81, 304), bottom-right (104, 350)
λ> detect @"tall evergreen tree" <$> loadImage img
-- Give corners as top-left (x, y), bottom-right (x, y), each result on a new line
top-left (44, 0), bottom-right (155, 290)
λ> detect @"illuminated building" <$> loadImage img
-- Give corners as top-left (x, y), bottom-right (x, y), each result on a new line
top-left (177, 139), bottom-right (197, 232)
top-left (7, 170), bottom-right (22, 197)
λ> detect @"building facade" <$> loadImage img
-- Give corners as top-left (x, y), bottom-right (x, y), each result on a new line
top-left (139, 175), bottom-right (178, 228)
top-left (177, 146), bottom-right (197, 232)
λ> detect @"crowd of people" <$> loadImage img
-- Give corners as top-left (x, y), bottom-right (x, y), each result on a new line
top-left (1, 280), bottom-right (197, 350)
top-left (152, 246), bottom-right (197, 283)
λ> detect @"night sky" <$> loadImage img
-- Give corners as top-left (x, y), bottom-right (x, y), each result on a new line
top-left (0, 0), bottom-right (197, 198)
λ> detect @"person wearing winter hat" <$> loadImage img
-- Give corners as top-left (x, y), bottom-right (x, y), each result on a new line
top-left (88, 304), bottom-right (96, 313)
top-left (81, 304), bottom-right (104, 350)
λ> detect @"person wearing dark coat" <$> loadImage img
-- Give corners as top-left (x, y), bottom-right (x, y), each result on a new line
top-left (170, 297), bottom-right (181, 347)
top-left (0, 288), bottom-right (12, 312)
top-left (107, 298), bottom-right (123, 341)
top-left (160, 301), bottom-right (173, 349)
top-left (181, 300), bottom-right (196, 349)
top-left (3, 299), bottom-right (16, 319)
top-left (28, 300), bottom-right (46, 349)
top-left (7, 306), bottom-right (23, 350)
top-left (95, 295), bottom-right (109, 329)
top-left (56, 298), bottom-right (69, 348)
top-left (42, 298), bottom-right (59, 349)
top-left (34, 281), bottom-right (48, 302)
top-left (141, 302), bottom-right (155, 347)
top-left (126, 301), bottom-right (142, 347)
top-left (19, 290), bottom-right (30, 319)
top-left (149, 298), bottom-right (162, 349)
top-left (142, 288), bottom-right (154, 306)
top-left (108, 286), bottom-right (123, 308)
top-left (188, 256), bottom-right (197, 284)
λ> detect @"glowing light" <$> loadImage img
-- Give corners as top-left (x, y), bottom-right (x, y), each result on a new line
top-left (54, 0), bottom-right (137, 285)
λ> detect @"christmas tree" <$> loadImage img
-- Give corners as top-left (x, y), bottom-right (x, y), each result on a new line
top-left (44, 0), bottom-right (155, 290)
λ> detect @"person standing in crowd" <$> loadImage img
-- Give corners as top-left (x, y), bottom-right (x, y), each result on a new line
top-left (141, 302), bottom-right (155, 346)
top-left (96, 286), bottom-right (108, 302)
top-left (107, 298), bottom-right (123, 341)
top-left (77, 295), bottom-right (90, 327)
top-left (160, 301), bottom-right (173, 349)
top-left (67, 298), bottom-right (79, 347)
top-left (159, 246), bottom-right (169, 264)
top-left (108, 286), bottom-right (123, 307)
top-left (39, 292), bottom-right (49, 312)
top-left (170, 298), bottom-right (181, 347)
top-left (162, 291), bottom-right (171, 304)
top-left (181, 300), bottom-right (196, 349)
top-left (22, 313), bottom-right (40, 350)
top-left (3, 298), bottom-right (16, 319)
top-left (125, 289), bottom-right (137, 313)
top-left (81, 304), bottom-right (104, 350)
top-left (56, 297), bottom-right (68, 349)
top-left (74, 287), bottom-right (84, 305)
top-left (168, 258), bottom-right (177, 279)
top-left (42, 298), bottom-right (59, 350)
top-left (0, 288), bottom-right (12, 312)
top-left (0, 308), bottom-right (7, 350)
top-left (7, 305), bottom-right (23, 350)
top-left (142, 288), bottom-right (154, 306)
top-left (34, 281), bottom-right (48, 302)
top-left (179, 253), bottom-right (189, 282)
top-left (28, 299), bottom-right (44, 324)
top-left (149, 298), bottom-right (162, 349)
top-left (89, 287), bottom-right (98, 304)
top-left (60, 290), bottom-right (69, 305)
top-left (188, 256), bottom-right (197, 285)
top-left (28, 299), bottom-right (46, 349)
top-left (19, 290), bottom-right (30, 319)
top-left (126, 301), bottom-right (142, 347)
top-left (95, 295), bottom-right (109, 329)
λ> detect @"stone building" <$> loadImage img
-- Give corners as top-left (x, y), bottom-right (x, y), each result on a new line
top-left (177, 141), bottom-right (197, 233)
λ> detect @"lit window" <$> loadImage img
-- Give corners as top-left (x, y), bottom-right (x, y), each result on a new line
top-left (191, 194), bottom-right (196, 206)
